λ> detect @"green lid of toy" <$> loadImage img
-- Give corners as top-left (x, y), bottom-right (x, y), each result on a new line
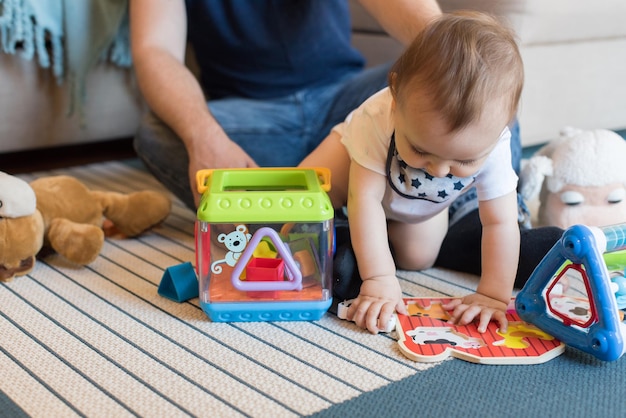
top-left (195, 167), bottom-right (334, 223)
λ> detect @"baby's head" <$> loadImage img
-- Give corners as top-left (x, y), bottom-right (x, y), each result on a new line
top-left (388, 11), bottom-right (523, 177)
top-left (390, 11), bottom-right (523, 131)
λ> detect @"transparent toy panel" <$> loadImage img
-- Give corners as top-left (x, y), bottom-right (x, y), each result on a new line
top-left (544, 263), bottom-right (594, 330)
top-left (197, 221), bottom-right (333, 304)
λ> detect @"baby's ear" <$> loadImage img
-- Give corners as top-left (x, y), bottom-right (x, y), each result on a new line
top-left (388, 72), bottom-right (398, 96)
top-left (519, 155), bottom-right (553, 202)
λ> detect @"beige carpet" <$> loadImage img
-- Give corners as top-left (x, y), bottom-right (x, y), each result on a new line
top-left (1, 161), bottom-right (484, 417)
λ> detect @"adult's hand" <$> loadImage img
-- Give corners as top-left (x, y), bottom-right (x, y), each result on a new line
top-left (187, 129), bottom-right (258, 207)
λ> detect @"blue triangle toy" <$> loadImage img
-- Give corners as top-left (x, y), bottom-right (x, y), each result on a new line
top-left (516, 224), bottom-right (626, 361)
top-left (159, 262), bottom-right (199, 302)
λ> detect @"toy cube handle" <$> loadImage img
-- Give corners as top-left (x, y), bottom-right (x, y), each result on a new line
top-left (196, 169), bottom-right (213, 195)
top-left (312, 167), bottom-right (331, 192)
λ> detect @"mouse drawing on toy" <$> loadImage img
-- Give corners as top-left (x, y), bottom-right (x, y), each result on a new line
top-left (210, 224), bottom-right (252, 274)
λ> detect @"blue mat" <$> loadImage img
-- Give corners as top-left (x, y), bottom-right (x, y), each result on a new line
top-left (0, 392), bottom-right (27, 418)
top-left (312, 348), bottom-right (626, 417)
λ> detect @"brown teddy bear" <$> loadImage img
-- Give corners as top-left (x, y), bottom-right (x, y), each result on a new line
top-left (0, 172), bottom-right (171, 281)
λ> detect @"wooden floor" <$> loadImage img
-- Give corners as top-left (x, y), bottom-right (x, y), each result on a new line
top-left (0, 138), bottom-right (137, 174)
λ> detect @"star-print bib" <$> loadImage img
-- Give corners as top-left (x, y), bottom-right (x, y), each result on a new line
top-left (383, 135), bottom-right (476, 223)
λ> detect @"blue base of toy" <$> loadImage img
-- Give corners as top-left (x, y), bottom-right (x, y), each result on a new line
top-left (201, 299), bottom-right (332, 322)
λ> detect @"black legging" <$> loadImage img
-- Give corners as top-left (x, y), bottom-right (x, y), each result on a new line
top-left (435, 209), bottom-right (563, 289)
top-left (331, 210), bottom-right (563, 303)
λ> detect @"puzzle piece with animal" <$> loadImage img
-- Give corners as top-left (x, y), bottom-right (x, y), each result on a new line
top-left (396, 297), bottom-right (565, 364)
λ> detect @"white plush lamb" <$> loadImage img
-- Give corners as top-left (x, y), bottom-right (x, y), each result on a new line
top-left (520, 127), bottom-right (626, 229)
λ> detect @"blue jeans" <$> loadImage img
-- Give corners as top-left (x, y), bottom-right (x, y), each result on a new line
top-left (134, 62), bottom-right (522, 211)
top-left (134, 64), bottom-right (392, 209)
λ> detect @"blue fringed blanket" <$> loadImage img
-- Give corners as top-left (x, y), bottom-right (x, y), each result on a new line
top-left (0, 0), bottom-right (130, 113)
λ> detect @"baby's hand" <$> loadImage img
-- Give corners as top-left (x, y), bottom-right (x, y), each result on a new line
top-left (442, 293), bottom-right (509, 333)
top-left (347, 275), bottom-right (406, 334)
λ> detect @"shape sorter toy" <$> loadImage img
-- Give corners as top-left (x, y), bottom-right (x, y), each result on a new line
top-left (194, 167), bottom-right (334, 322)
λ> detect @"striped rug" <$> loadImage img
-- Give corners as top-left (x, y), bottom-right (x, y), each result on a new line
top-left (1, 161), bottom-right (486, 417)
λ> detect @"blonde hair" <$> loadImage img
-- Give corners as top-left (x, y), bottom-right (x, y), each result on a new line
top-left (389, 11), bottom-right (523, 132)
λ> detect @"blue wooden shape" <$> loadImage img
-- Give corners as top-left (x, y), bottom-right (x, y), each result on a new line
top-left (159, 262), bottom-right (199, 302)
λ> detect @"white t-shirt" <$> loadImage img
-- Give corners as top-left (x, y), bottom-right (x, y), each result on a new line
top-left (336, 88), bottom-right (518, 223)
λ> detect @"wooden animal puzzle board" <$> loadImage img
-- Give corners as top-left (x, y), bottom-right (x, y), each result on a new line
top-left (396, 297), bottom-right (565, 365)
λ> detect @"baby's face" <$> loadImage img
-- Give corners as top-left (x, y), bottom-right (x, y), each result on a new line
top-left (392, 91), bottom-right (511, 178)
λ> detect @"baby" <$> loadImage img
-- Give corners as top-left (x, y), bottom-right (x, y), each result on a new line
top-left (301, 11), bottom-right (523, 333)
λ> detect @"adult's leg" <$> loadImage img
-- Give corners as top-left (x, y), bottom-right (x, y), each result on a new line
top-left (298, 63), bottom-right (396, 208)
top-left (317, 63), bottom-right (392, 142)
top-left (134, 81), bottom-right (349, 210)
top-left (134, 112), bottom-right (195, 209)
top-left (134, 94), bottom-right (313, 210)
top-left (134, 62), bottom-right (390, 209)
